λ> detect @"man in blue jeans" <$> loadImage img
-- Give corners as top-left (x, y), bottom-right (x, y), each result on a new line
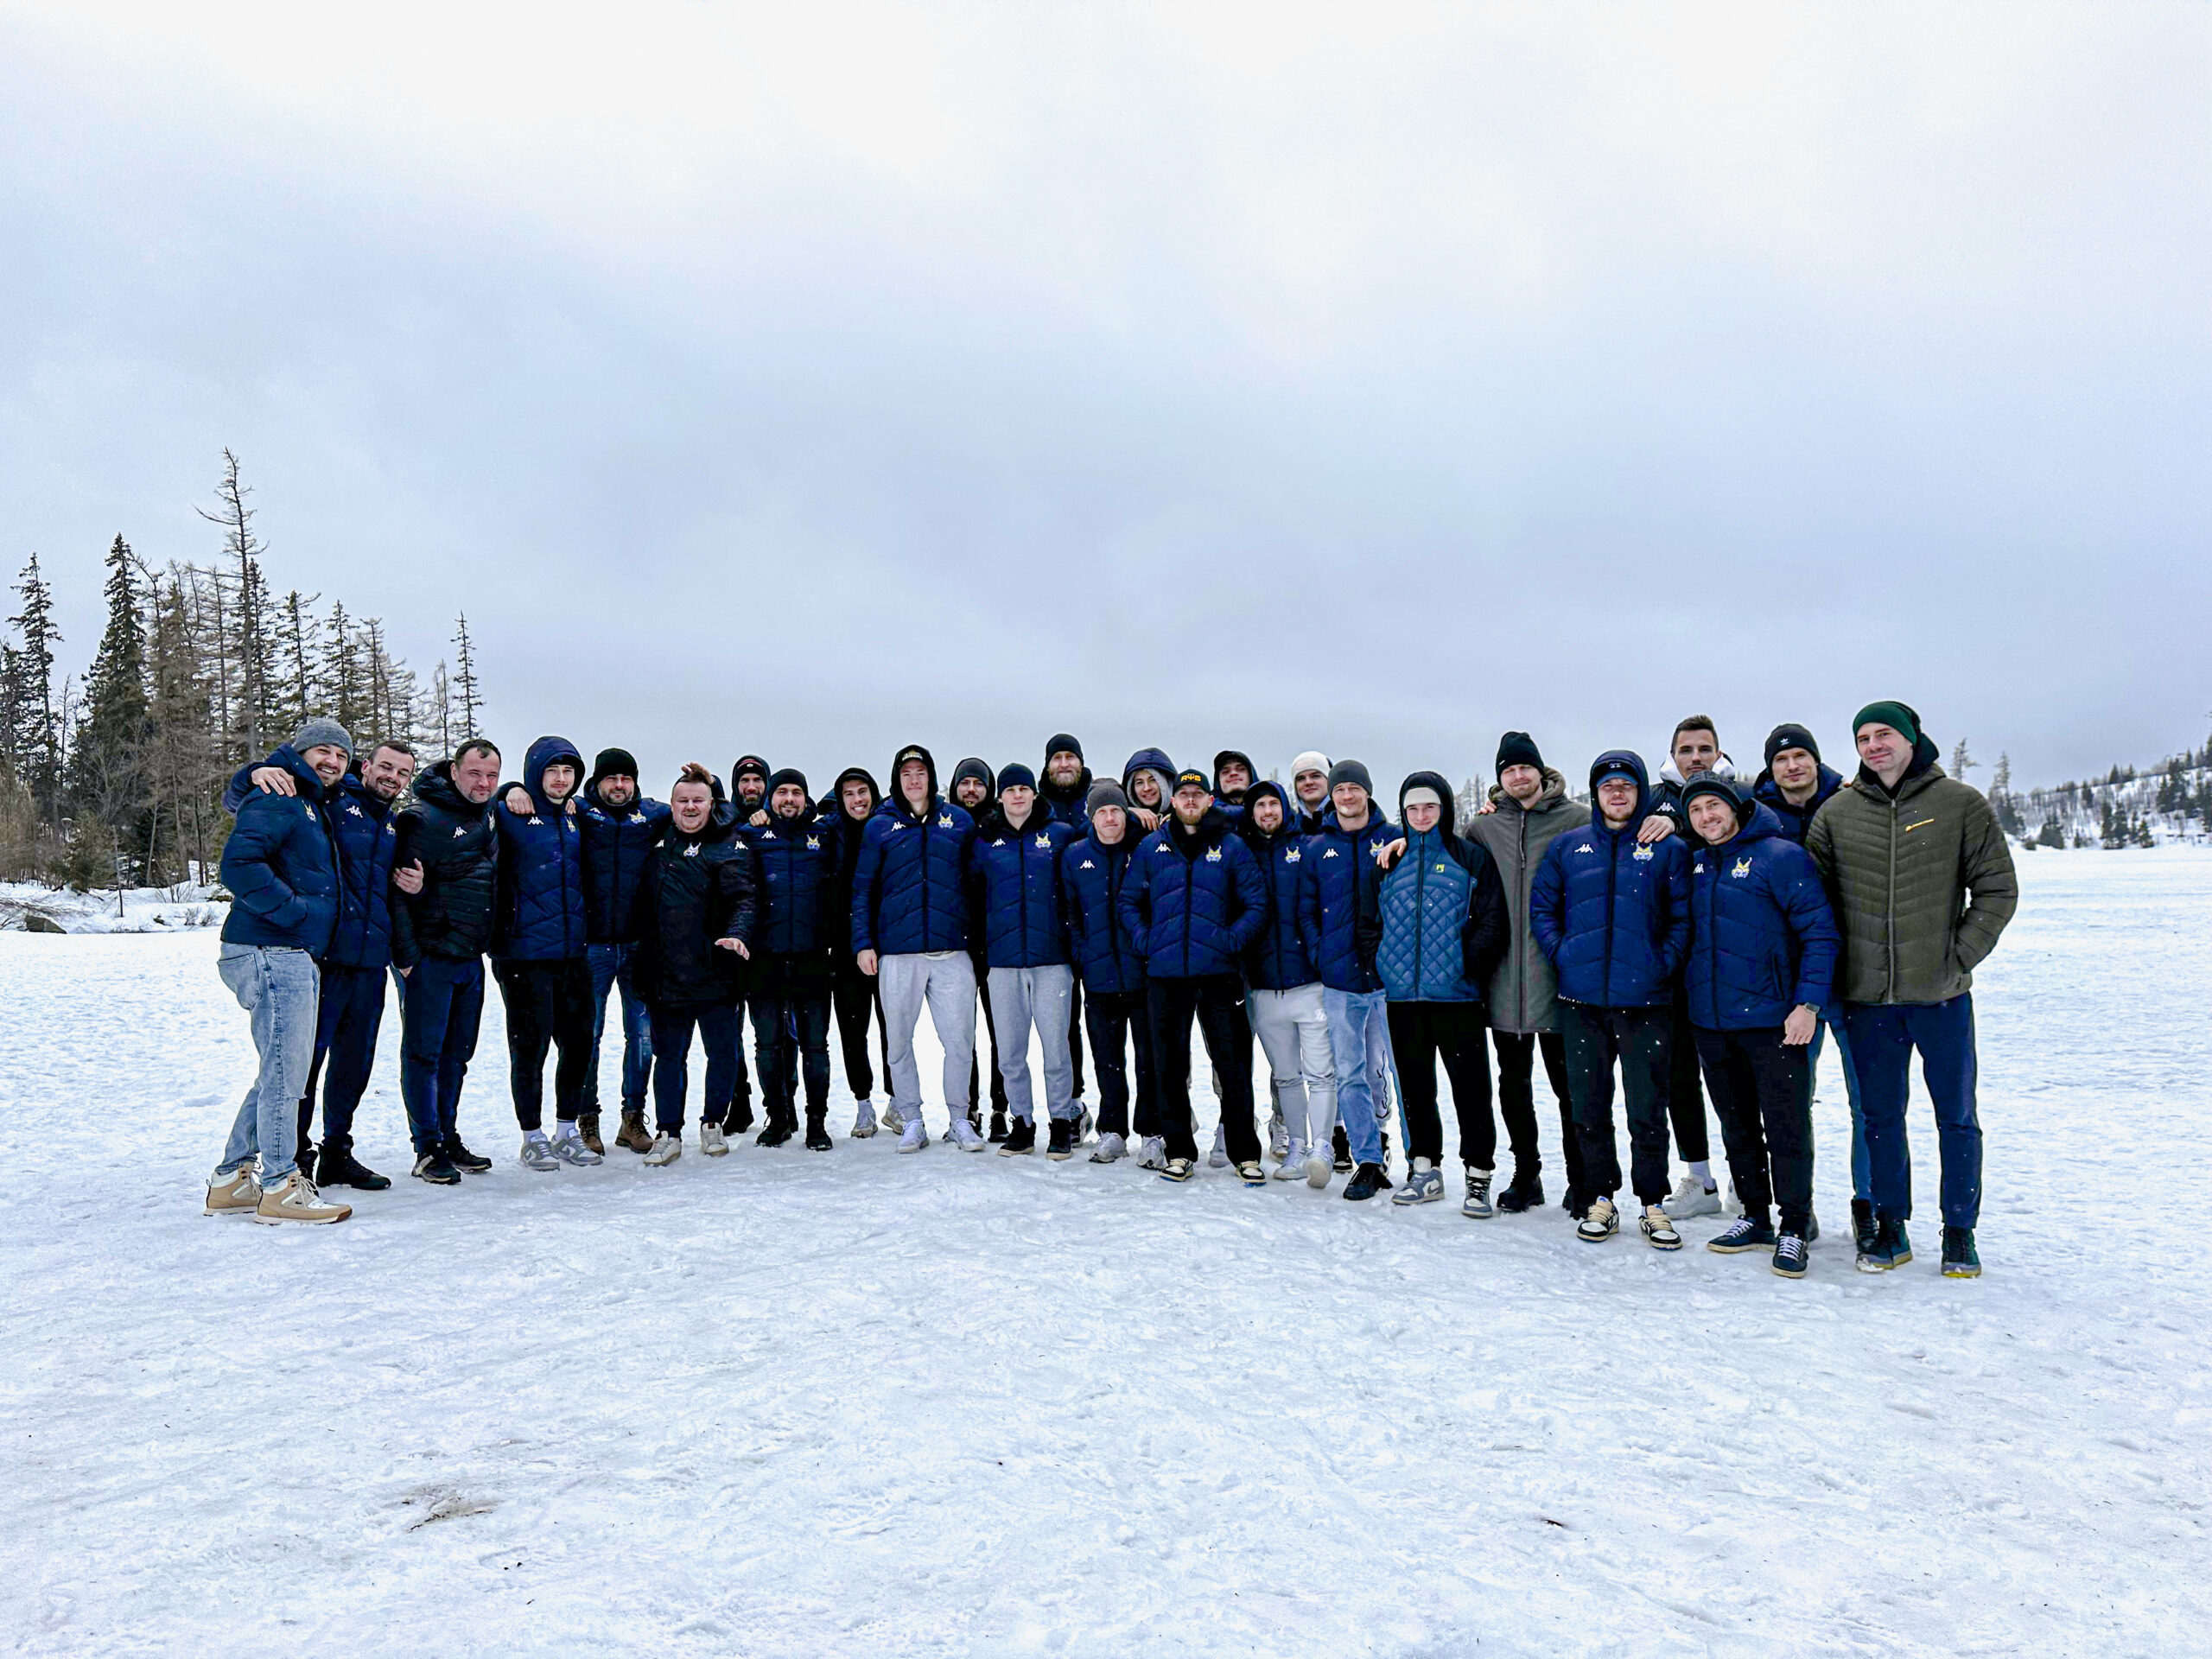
top-left (1808, 702), bottom-right (2018, 1278)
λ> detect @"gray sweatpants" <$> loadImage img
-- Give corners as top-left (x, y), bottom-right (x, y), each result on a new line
top-left (878, 951), bottom-right (976, 1131)
top-left (987, 963), bottom-right (1077, 1122)
top-left (1250, 982), bottom-right (1336, 1151)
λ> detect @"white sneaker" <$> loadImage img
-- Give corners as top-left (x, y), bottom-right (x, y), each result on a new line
top-left (551, 1128), bottom-right (602, 1166)
top-left (897, 1117), bottom-right (928, 1153)
top-left (1639, 1205), bottom-right (1683, 1249)
top-left (1273, 1140), bottom-right (1307, 1181)
top-left (1577, 1196), bottom-right (1621, 1242)
top-left (1089, 1131), bottom-right (1126, 1164)
top-left (1137, 1135), bottom-right (1168, 1171)
top-left (850, 1101), bottom-right (878, 1139)
top-left (700, 1122), bottom-right (728, 1156)
top-left (947, 1116), bottom-right (986, 1152)
top-left (1209, 1125), bottom-right (1230, 1168)
top-left (1305, 1142), bottom-right (1334, 1187)
top-left (1392, 1160), bottom-right (1445, 1205)
top-left (644, 1132), bottom-right (682, 1166)
top-left (1268, 1109), bottom-right (1289, 1160)
top-left (1662, 1173), bottom-right (1723, 1219)
top-left (519, 1133), bottom-right (558, 1173)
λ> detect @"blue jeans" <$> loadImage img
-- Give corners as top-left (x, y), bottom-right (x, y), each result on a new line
top-left (1808, 1010), bottom-right (1871, 1203)
top-left (586, 943), bottom-right (652, 1114)
top-left (1323, 988), bottom-right (1390, 1166)
top-left (399, 956), bottom-right (486, 1154)
top-left (1843, 995), bottom-right (1981, 1228)
top-left (216, 944), bottom-right (321, 1183)
top-left (651, 1001), bottom-right (744, 1132)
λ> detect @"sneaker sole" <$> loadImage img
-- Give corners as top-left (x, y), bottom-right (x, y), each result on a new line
top-left (1771, 1259), bottom-right (1809, 1279)
top-left (1160, 1166), bottom-right (1194, 1183)
top-left (1461, 1205), bottom-right (1493, 1218)
top-left (1942, 1264), bottom-right (1982, 1278)
top-left (251, 1208), bottom-right (349, 1224)
top-left (1706, 1239), bottom-right (1775, 1255)
top-left (1577, 1224), bottom-right (1618, 1242)
top-left (1048, 1151), bottom-right (1074, 1161)
top-left (1640, 1230), bottom-right (1683, 1251)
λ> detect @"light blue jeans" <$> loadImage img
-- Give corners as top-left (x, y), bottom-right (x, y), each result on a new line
top-left (1323, 988), bottom-right (1392, 1166)
top-left (216, 944), bottom-right (321, 1184)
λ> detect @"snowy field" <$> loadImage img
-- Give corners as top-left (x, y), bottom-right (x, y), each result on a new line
top-left (2, 849), bottom-right (2206, 1656)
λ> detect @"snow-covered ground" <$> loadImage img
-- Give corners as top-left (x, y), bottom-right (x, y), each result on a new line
top-left (2, 849), bottom-right (2205, 1656)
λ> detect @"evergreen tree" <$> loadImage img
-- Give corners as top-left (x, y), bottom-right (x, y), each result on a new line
top-left (318, 600), bottom-right (368, 736)
top-left (9, 554), bottom-right (62, 812)
top-left (0, 753), bottom-right (36, 880)
top-left (66, 535), bottom-right (154, 874)
top-left (144, 567), bottom-right (219, 885)
top-left (452, 613), bottom-right (482, 734)
top-left (273, 589), bottom-right (321, 736)
top-left (1949, 739), bottom-right (1976, 785)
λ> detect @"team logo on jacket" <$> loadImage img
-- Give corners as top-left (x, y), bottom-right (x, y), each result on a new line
top-left (805, 836), bottom-right (821, 850)
top-left (1284, 849), bottom-right (1300, 861)
top-left (684, 843), bottom-right (702, 858)
top-left (1034, 833), bottom-right (1052, 849)
top-left (384, 823), bottom-right (396, 836)
top-left (1631, 844), bottom-right (1653, 862)
top-left (630, 811), bottom-right (647, 824)
top-left (1078, 859), bottom-right (1096, 870)
top-left (1574, 842), bottom-right (1593, 854)
top-left (1731, 856), bottom-right (1754, 879)
top-left (1323, 848), bottom-right (1339, 859)
top-left (526, 816), bottom-right (543, 826)
top-left (346, 803), bottom-right (364, 817)
top-left (1205, 847), bottom-right (1223, 861)
top-left (453, 825), bottom-right (467, 838)
top-left (938, 815), bottom-right (954, 828)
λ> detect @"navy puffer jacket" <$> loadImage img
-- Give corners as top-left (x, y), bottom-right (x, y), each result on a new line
top-left (493, 735), bottom-right (588, 961)
top-left (578, 772), bottom-right (671, 944)
top-left (219, 746), bottom-right (340, 955)
top-left (1686, 791), bottom-right (1840, 1029)
top-left (1118, 806), bottom-right (1268, 979)
top-left (1063, 828), bottom-right (1147, 993)
top-left (822, 766), bottom-right (882, 955)
top-left (1236, 782), bottom-right (1319, 991)
top-left (1751, 763), bottom-right (1846, 846)
top-left (1529, 751), bottom-right (1691, 1008)
top-left (850, 745), bottom-right (976, 956)
top-left (1372, 774), bottom-right (1510, 1003)
top-left (748, 807), bottom-right (840, 955)
top-left (224, 756), bottom-right (400, 968)
top-left (967, 807), bottom-right (1074, 969)
top-left (1296, 809), bottom-right (1399, 994)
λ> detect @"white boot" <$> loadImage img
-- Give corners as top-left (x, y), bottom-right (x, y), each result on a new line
top-left (700, 1121), bottom-right (728, 1156)
top-left (1089, 1131), bottom-right (1127, 1164)
top-left (850, 1100), bottom-right (878, 1139)
top-left (1273, 1139), bottom-right (1307, 1180)
top-left (644, 1131), bottom-right (682, 1166)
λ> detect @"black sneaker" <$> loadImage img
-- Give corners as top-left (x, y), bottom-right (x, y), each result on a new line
top-left (1707, 1215), bottom-right (1777, 1254)
top-left (296, 1144), bottom-right (319, 1185)
top-left (318, 1143), bottom-right (391, 1191)
top-left (1496, 1168), bottom-right (1544, 1213)
top-left (988, 1111), bottom-right (1009, 1143)
top-left (412, 1150), bottom-right (461, 1185)
top-left (1771, 1233), bottom-right (1810, 1278)
top-left (442, 1137), bottom-right (492, 1174)
top-left (999, 1117), bottom-right (1037, 1155)
top-left (1857, 1217), bottom-right (1913, 1273)
top-left (1942, 1225), bottom-right (1981, 1278)
top-left (1046, 1118), bottom-right (1075, 1160)
top-left (804, 1116), bottom-right (832, 1152)
top-left (1332, 1126), bottom-right (1353, 1173)
top-left (1344, 1161), bottom-right (1390, 1202)
top-left (1851, 1198), bottom-right (1878, 1255)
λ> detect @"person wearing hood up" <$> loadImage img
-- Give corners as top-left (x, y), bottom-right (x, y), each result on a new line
top-left (1039, 734), bottom-right (1095, 1122)
top-left (1676, 772), bottom-right (1840, 1279)
top-left (1531, 751), bottom-right (1694, 1247)
top-left (1211, 749), bottom-right (1255, 814)
top-left (1122, 747), bottom-right (1176, 836)
top-left (851, 744), bottom-right (986, 1153)
top-left (729, 754), bottom-right (772, 822)
top-left (632, 765), bottom-right (759, 1164)
top-left (823, 765), bottom-right (891, 1138)
top-left (949, 757), bottom-right (1013, 1137)
top-left (1369, 772), bottom-right (1514, 1210)
top-left (491, 735), bottom-right (605, 1173)
top-left (1808, 701), bottom-right (2017, 1280)
top-left (744, 767), bottom-right (841, 1150)
top-left (1237, 780), bottom-right (1338, 1185)
top-left (1064, 779), bottom-right (1155, 1165)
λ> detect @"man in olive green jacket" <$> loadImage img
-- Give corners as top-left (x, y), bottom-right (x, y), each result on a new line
top-left (1808, 700), bottom-right (2018, 1279)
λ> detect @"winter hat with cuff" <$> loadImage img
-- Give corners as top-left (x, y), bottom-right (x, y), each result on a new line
top-left (590, 747), bottom-right (639, 785)
top-left (1291, 750), bottom-right (1332, 779)
top-left (293, 716), bottom-right (353, 755)
top-left (1045, 734), bottom-right (1084, 764)
top-left (1084, 780), bottom-right (1128, 816)
top-left (996, 762), bottom-right (1038, 793)
top-left (1326, 760), bottom-right (1373, 797)
top-left (1495, 732), bottom-right (1543, 776)
top-left (1852, 701), bottom-right (1921, 745)
top-left (1764, 723), bottom-right (1821, 768)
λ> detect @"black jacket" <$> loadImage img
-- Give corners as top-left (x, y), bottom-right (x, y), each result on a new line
top-left (390, 762), bottom-right (500, 968)
top-left (632, 808), bottom-right (760, 1006)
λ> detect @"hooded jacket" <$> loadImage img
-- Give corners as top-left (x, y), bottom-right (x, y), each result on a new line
top-left (1648, 753), bottom-right (1739, 828)
top-left (1296, 800), bottom-right (1399, 994)
top-left (390, 760), bottom-right (501, 968)
top-left (1465, 767), bottom-right (1591, 1033)
top-left (1371, 771), bottom-right (1510, 1004)
top-left (578, 762), bottom-right (671, 944)
top-left (1751, 762), bottom-right (1846, 846)
top-left (632, 805), bottom-right (760, 1006)
top-left (1118, 804), bottom-right (1268, 979)
top-left (1063, 819), bottom-right (1147, 993)
top-left (747, 801), bottom-right (841, 996)
top-left (223, 753), bottom-right (401, 969)
top-left (1682, 785), bottom-right (1841, 1030)
top-left (219, 745), bottom-right (340, 956)
top-left (1529, 751), bottom-right (1692, 1009)
top-left (823, 766), bottom-right (882, 956)
top-left (850, 745), bottom-right (976, 956)
top-left (966, 801), bottom-right (1075, 969)
top-left (1805, 739), bottom-right (2018, 1006)
top-left (1236, 781), bottom-right (1319, 991)
top-left (1039, 752), bottom-right (1095, 831)
top-left (493, 735), bottom-right (589, 961)
top-left (1211, 747), bottom-right (1255, 823)
top-left (1121, 747), bottom-right (1176, 823)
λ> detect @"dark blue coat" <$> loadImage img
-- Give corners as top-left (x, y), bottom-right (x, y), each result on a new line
top-left (1751, 764), bottom-right (1846, 845)
top-left (747, 809), bottom-right (840, 956)
top-left (1063, 830), bottom-right (1147, 993)
top-left (1297, 811), bottom-right (1399, 994)
top-left (1039, 764), bottom-right (1094, 832)
top-left (1375, 826), bottom-right (1510, 1003)
top-left (967, 809), bottom-right (1074, 969)
top-left (1687, 802), bottom-right (1840, 1029)
top-left (1529, 751), bottom-right (1691, 1009)
top-left (219, 747), bottom-right (339, 955)
top-left (1117, 808), bottom-right (1268, 979)
top-left (579, 780), bottom-right (671, 944)
top-left (224, 757), bottom-right (400, 969)
top-left (851, 773), bottom-right (976, 957)
top-left (1237, 784), bottom-right (1319, 991)
top-left (493, 735), bottom-right (588, 961)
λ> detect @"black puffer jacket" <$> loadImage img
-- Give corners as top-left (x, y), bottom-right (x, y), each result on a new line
top-left (823, 766), bottom-right (882, 956)
top-left (632, 808), bottom-right (760, 1006)
top-left (390, 762), bottom-right (500, 967)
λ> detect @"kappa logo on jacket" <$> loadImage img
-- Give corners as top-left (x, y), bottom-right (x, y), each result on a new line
top-left (1323, 848), bottom-right (1339, 859)
top-left (346, 803), bottom-right (365, 818)
top-left (1573, 842), bottom-right (1594, 855)
top-left (526, 816), bottom-right (543, 826)
top-left (1078, 859), bottom-right (1096, 870)
top-left (453, 825), bottom-right (468, 838)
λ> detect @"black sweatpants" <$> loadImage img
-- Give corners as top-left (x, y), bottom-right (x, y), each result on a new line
top-left (1389, 1001), bottom-right (1535, 1170)
top-left (1694, 1025), bottom-right (1815, 1233)
top-left (1147, 974), bottom-right (1257, 1165)
top-left (1668, 990), bottom-right (1710, 1164)
top-left (1560, 1001), bottom-right (1675, 1207)
top-left (1068, 975), bottom-right (1086, 1102)
top-left (831, 956), bottom-right (889, 1103)
top-left (753, 992), bottom-right (833, 1123)
top-left (1493, 1028), bottom-right (1576, 1194)
top-left (298, 961), bottom-right (388, 1150)
top-left (1083, 985), bottom-right (1156, 1140)
top-left (494, 957), bottom-right (595, 1131)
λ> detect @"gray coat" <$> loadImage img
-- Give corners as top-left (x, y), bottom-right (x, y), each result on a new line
top-left (1466, 769), bottom-right (1591, 1034)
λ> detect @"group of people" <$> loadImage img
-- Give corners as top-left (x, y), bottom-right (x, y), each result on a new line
top-left (203, 703), bottom-right (2018, 1282)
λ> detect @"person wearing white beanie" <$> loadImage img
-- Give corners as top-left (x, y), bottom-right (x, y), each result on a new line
top-left (1289, 752), bottom-right (1333, 834)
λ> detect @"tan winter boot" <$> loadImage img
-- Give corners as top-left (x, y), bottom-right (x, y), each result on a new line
top-left (252, 1172), bottom-right (353, 1225)
top-left (205, 1167), bottom-right (263, 1216)
top-left (615, 1109), bottom-right (653, 1154)
top-left (578, 1112), bottom-right (605, 1155)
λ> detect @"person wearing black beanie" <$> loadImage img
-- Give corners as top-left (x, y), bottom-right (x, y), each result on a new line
top-left (577, 744), bottom-right (674, 1155)
top-left (823, 765), bottom-right (892, 1139)
top-left (943, 759), bottom-right (1011, 1135)
top-left (1495, 732), bottom-right (1544, 777)
top-left (729, 754), bottom-right (772, 816)
top-left (1035, 739), bottom-right (1097, 1119)
top-left (741, 766), bottom-right (842, 1150)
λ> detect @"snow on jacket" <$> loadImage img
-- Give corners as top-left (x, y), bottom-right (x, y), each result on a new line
top-left (850, 746), bottom-right (976, 956)
top-left (1296, 809), bottom-right (1399, 994)
top-left (390, 761), bottom-right (501, 968)
top-left (1372, 775), bottom-right (1510, 1003)
top-left (493, 735), bottom-right (588, 961)
top-left (1063, 826), bottom-right (1147, 994)
top-left (1236, 781), bottom-right (1319, 991)
top-left (1118, 805), bottom-right (1268, 979)
top-left (744, 807), bottom-right (841, 996)
top-left (1465, 768), bottom-right (1590, 1034)
top-left (219, 745), bottom-right (340, 956)
top-left (579, 777), bottom-right (671, 944)
top-left (223, 756), bottom-right (400, 969)
top-left (822, 766), bottom-right (882, 955)
top-left (1805, 741), bottom-right (2018, 1006)
top-left (966, 806), bottom-right (1074, 969)
top-left (632, 807), bottom-right (760, 1006)
top-left (1529, 751), bottom-right (1691, 1009)
top-left (1751, 763), bottom-right (1846, 847)
top-left (1685, 792), bottom-right (1841, 1030)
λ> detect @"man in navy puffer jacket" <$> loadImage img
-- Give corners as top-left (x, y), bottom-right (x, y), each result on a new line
top-left (574, 747), bottom-right (670, 1155)
top-left (968, 763), bottom-right (1080, 1156)
top-left (1531, 751), bottom-right (1692, 1247)
top-left (1680, 772), bottom-right (1840, 1274)
top-left (1118, 769), bottom-right (1268, 1180)
top-left (746, 767), bottom-right (842, 1149)
top-left (1237, 781), bottom-right (1336, 1183)
top-left (491, 735), bottom-right (603, 1171)
top-left (1064, 779), bottom-right (1154, 1164)
top-left (852, 744), bottom-right (983, 1151)
top-left (947, 757), bottom-right (1011, 1135)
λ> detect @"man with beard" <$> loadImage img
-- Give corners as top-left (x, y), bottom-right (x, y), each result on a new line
top-left (575, 748), bottom-right (669, 1155)
top-left (949, 757), bottom-right (1012, 1137)
top-left (1039, 734), bottom-right (1094, 1122)
top-left (823, 765), bottom-right (890, 1138)
top-left (747, 768), bottom-right (841, 1150)
top-left (1064, 780), bottom-right (1154, 1165)
top-left (729, 754), bottom-right (772, 820)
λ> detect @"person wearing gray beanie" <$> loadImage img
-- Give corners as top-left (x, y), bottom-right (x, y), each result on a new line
top-left (291, 715), bottom-right (353, 757)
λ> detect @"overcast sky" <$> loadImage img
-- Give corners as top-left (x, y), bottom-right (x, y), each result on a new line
top-left (3, 2), bottom-right (2205, 798)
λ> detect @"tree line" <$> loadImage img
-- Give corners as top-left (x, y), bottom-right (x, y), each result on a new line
top-left (0, 451), bottom-right (487, 888)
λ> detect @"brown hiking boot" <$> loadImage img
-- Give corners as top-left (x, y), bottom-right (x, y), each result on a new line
top-left (578, 1112), bottom-right (605, 1155)
top-left (205, 1167), bottom-right (262, 1215)
top-left (615, 1109), bottom-right (654, 1154)
top-left (252, 1172), bottom-right (353, 1225)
